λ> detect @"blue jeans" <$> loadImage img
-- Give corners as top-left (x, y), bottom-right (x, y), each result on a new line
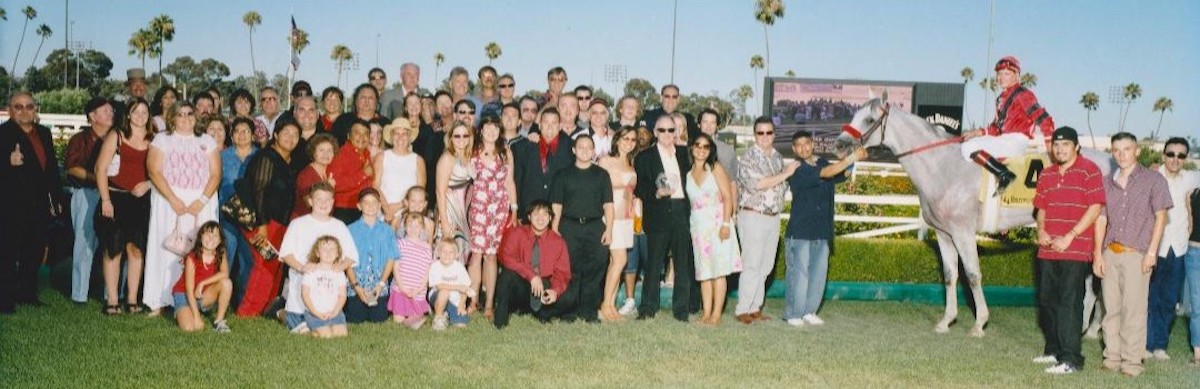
top-left (783, 238), bottom-right (829, 320)
top-left (1185, 246), bottom-right (1200, 348)
top-left (1147, 248), bottom-right (1186, 351)
top-left (70, 187), bottom-right (99, 302)
top-left (220, 220), bottom-right (255, 308)
top-left (625, 233), bottom-right (647, 274)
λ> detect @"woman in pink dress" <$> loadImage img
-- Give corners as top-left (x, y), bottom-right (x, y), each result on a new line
top-left (466, 116), bottom-right (517, 319)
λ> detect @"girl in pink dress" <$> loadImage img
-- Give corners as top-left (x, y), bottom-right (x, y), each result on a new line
top-left (388, 213), bottom-right (436, 329)
top-left (466, 116), bottom-right (517, 319)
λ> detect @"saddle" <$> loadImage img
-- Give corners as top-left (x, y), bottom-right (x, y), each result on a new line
top-left (978, 153), bottom-right (1045, 231)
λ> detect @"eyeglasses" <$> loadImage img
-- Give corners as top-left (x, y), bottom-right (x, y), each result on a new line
top-left (657, 127), bottom-right (676, 133)
top-left (261, 96), bottom-right (278, 102)
top-left (9, 103), bottom-right (36, 111)
top-left (457, 110), bottom-right (475, 115)
top-left (370, 76), bottom-right (386, 81)
top-left (662, 95), bottom-right (679, 99)
top-left (498, 83), bottom-right (515, 89)
top-left (451, 134), bottom-right (471, 139)
top-left (755, 131), bottom-right (775, 136)
top-left (1164, 151), bottom-right (1188, 159)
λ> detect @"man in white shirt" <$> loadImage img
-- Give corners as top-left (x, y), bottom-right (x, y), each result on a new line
top-left (1147, 137), bottom-right (1200, 359)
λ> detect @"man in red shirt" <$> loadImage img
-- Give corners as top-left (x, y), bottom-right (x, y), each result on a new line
top-left (1031, 127), bottom-right (1105, 374)
top-left (493, 200), bottom-right (575, 329)
top-left (962, 55), bottom-right (1056, 195)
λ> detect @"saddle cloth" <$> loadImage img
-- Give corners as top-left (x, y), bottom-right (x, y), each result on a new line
top-left (978, 153), bottom-right (1046, 208)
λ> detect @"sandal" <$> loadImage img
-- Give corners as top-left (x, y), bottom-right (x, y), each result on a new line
top-left (125, 303), bottom-right (145, 314)
top-left (103, 304), bottom-right (122, 316)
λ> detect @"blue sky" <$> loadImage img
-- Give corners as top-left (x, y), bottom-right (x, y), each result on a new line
top-left (1, 0), bottom-right (1196, 139)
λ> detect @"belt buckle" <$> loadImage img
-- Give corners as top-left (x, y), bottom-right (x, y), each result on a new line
top-left (1108, 242), bottom-right (1125, 254)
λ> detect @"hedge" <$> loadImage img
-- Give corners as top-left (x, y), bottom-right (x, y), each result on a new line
top-left (771, 237), bottom-right (1036, 287)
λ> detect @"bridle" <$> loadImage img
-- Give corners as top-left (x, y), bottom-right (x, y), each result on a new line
top-left (840, 103), bottom-right (963, 159)
top-left (841, 103), bottom-right (890, 147)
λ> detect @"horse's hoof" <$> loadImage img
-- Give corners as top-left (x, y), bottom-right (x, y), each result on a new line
top-left (1083, 330), bottom-right (1100, 340)
top-left (934, 325), bottom-right (950, 334)
top-left (968, 327), bottom-right (985, 338)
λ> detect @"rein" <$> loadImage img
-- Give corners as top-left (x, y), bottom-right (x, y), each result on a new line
top-left (842, 104), bottom-right (963, 159)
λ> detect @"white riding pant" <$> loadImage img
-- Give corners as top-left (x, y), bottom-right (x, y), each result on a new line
top-left (960, 133), bottom-right (1029, 161)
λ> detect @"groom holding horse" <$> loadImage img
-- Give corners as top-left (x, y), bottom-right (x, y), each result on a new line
top-left (961, 55), bottom-right (1056, 195)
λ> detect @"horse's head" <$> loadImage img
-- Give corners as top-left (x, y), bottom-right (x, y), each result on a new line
top-left (834, 90), bottom-right (889, 157)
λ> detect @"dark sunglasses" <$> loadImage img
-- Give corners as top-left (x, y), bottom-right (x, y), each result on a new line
top-left (657, 127), bottom-right (676, 133)
top-left (756, 131), bottom-right (774, 136)
top-left (451, 134), bottom-right (471, 139)
top-left (498, 83), bottom-right (515, 89)
top-left (457, 110), bottom-right (475, 115)
top-left (370, 75), bottom-right (386, 81)
top-left (693, 143), bottom-right (712, 150)
top-left (1163, 151), bottom-right (1188, 159)
top-left (10, 103), bottom-right (36, 111)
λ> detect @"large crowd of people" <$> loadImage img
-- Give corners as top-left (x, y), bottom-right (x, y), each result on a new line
top-left (1, 57), bottom-right (1198, 376)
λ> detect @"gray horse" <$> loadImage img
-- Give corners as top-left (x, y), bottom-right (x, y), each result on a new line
top-left (834, 92), bottom-right (1113, 337)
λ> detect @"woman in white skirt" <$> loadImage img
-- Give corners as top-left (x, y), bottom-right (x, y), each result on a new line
top-left (144, 102), bottom-right (221, 315)
top-left (597, 127), bottom-right (639, 321)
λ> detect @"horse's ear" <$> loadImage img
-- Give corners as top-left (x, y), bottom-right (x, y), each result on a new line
top-left (867, 87), bottom-right (877, 101)
top-left (882, 89), bottom-right (889, 106)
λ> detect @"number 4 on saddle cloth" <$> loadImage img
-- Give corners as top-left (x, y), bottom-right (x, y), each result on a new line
top-left (978, 153), bottom-right (1045, 232)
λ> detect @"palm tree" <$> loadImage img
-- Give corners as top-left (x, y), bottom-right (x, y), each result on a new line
top-left (749, 55), bottom-right (764, 116)
top-left (243, 11), bottom-right (261, 75)
top-left (1019, 73), bottom-right (1037, 88)
top-left (484, 42), bottom-right (502, 65)
top-left (290, 28), bottom-right (310, 54)
top-left (433, 52), bottom-right (445, 85)
top-left (9, 6), bottom-right (36, 79)
top-left (149, 14), bottom-right (176, 79)
top-left (754, 0), bottom-right (785, 77)
top-left (127, 29), bottom-right (155, 70)
top-left (1118, 82), bottom-right (1142, 132)
top-left (28, 24), bottom-right (52, 70)
top-left (978, 77), bottom-right (996, 93)
top-left (960, 67), bottom-right (974, 85)
top-left (331, 45), bottom-right (353, 89)
top-left (1150, 97), bottom-right (1173, 140)
top-left (1, 7), bottom-right (8, 20)
top-left (736, 84), bottom-right (754, 123)
top-left (784, 69), bottom-right (796, 77)
top-left (1079, 92), bottom-right (1099, 148)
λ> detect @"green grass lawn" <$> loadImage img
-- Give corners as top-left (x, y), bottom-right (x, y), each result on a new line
top-left (2, 288), bottom-right (1196, 387)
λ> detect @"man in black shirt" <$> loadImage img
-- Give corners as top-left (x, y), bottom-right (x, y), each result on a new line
top-left (512, 108), bottom-right (574, 219)
top-left (550, 135), bottom-right (613, 322)
top-left (643, 84), bottom-right (698, 142)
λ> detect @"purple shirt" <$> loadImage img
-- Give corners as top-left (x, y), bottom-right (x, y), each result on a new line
top-left (1102, 165), bottom-right (1172, 254)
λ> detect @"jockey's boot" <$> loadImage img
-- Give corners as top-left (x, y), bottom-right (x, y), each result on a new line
top-left (970, 150), bottom-right (1017, 197)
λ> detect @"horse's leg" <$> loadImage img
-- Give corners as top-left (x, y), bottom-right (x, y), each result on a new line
top-left (954, 234), bottom-right (989, 337)
top-left (1083, 274), bottom-right (1103, 339)
top-left (933, 230), bottom-right (959, 334)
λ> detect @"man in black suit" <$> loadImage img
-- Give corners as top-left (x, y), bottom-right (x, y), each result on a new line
top-left (633, 115), bottom-right (699, 321)
top-left (0, 92), bottom-right (65, 313)
top-left (512, 108), bottom-right (575, 220)
top-left (642, 84), bottom-right (699, 142)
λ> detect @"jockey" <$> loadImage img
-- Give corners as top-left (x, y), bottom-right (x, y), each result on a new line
top-left (961, 55), bottom-right (1055, 195)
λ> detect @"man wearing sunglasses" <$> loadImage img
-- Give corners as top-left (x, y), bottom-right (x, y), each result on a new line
top-left (643, 84), bottom-right (698, 144)
top-left (735, 117), bottom-right (799, 324)
top-left (1147, 137), bottom-right (1199, 361)
top-left (633, 115), bottom-right (699, 321)
top-left (1, 92), bottom-right (65, 313)
top-left (482, 72), bottom-right (516, 120)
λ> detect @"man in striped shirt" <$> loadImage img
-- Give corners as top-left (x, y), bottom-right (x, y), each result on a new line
top-left (1031, 127), bottom-right (1106, 374)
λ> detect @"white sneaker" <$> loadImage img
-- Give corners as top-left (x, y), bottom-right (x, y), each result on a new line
top-left (1044, 363), bottom-right (1077, 374)
top-left (618, 298), bottom-right (636, 315)
top-left (432, 314), bottom-right (449, 331)
top-left (213, 319), bottom-right (231, 334)
top-left (1151, 349), bottom-right (1170, 360)
top-left (801, 314), bottom-right (825, 325)
top-left (1031, 355), bottom-right (1058, 364)
top-left (786, 318), bottom-right (806, 327)
top-left (289, 321), bottom-right (310, 335)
